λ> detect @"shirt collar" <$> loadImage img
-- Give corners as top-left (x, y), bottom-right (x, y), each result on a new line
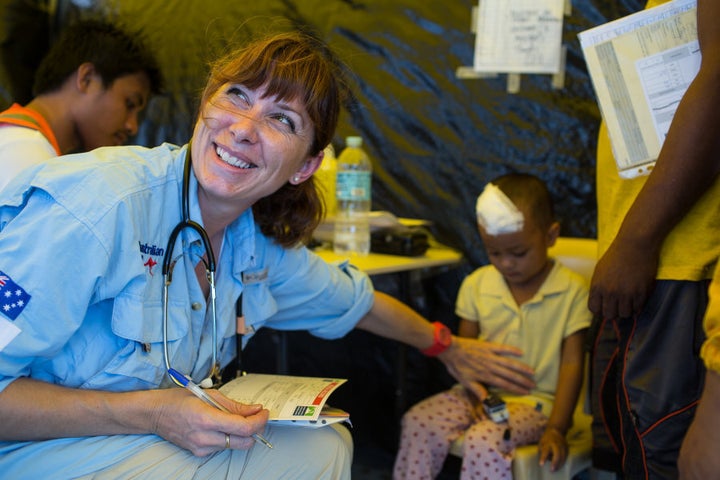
top-left (482, 260), bottom-right (569, 303)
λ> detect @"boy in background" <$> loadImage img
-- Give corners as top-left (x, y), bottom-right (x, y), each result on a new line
top-left (394, 173), bottom-right (591, 479)
top-left (0, 19), bottom-right (162, 191)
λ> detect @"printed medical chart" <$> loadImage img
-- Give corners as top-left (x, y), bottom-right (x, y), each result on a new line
top-left (473, 0), bottom-right (565, 74)
top-left (579, 0), bottom-right (699, 178)
top-left (219, 374), bottom-right (350, 428)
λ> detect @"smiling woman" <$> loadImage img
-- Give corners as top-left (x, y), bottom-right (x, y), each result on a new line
top-left (0, 30), bottom-right (366, 480)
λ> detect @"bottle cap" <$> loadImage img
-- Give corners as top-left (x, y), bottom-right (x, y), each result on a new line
top-left (345, 136), bottom-right (362, 148)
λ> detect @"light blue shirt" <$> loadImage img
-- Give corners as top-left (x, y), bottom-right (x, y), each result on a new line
top-left (0, 143), bottom-right (373, 475)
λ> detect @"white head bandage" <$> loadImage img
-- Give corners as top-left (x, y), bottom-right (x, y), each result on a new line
top-left (475, 183), bottom-right (524, 235)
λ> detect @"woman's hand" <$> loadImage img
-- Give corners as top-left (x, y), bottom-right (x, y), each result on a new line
top-left (538, 426), bottom-right (568, 472)
top-left (148, 388), bottom-right (269, 457)
top-left (356, 292), bottom-right (535, 399)
top-left (439, 336), bottom-right (535, 399)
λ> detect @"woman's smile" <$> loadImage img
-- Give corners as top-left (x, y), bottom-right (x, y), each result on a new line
top-left (215, 143), bottom-right (256, 169)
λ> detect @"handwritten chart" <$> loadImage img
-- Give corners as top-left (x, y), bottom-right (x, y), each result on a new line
top-left (473, 0), bottom-right (565, 74)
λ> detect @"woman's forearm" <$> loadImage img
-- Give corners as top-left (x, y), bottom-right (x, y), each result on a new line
top-left (0, 377), bottom-right (154, 441)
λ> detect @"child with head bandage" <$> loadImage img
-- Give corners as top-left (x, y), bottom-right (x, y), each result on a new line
top-left (394, 173), bottom-right (591, 479)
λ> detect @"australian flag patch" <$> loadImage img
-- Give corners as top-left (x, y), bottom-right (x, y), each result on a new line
top-left (0, 271), bottom-right (31, 320)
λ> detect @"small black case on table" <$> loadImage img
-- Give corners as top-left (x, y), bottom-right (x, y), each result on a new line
top-left (370, 226), bottom-right (430, 256)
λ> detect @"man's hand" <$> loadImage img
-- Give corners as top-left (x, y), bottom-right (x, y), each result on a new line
top-left (439, 336), bottom-right (535, 399)
top-left (588, 240), bottom-right (658, 320)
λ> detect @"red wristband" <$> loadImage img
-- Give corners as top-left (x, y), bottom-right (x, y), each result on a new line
top-left (421, 321), bottom-right (452, 356)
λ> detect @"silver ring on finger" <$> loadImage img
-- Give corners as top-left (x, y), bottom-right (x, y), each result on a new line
top-left (225, 433), bottom-right (230, 450)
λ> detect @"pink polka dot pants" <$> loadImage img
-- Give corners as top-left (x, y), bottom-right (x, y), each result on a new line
top-left (393, 386), bottom-right (547, 480)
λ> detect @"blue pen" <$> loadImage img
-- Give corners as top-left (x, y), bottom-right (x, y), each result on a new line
top-left (168, 368), bottom-right (273, 449)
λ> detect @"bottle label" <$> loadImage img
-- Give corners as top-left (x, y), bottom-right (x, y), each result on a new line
top-left (336, 171), bottom-right (371, 201)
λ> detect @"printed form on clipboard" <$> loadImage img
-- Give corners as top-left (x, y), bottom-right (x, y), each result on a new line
top-left (578, 0), bottom-right (700, 178)
top-left (219, 374), bottom-right (350, 428)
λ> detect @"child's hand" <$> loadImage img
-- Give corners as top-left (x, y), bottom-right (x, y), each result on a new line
top-left (537, 426), bottom-right (568, 472)
top-left (471, 401), bottom-right (488, 422)
top-left (469, 385), bottom-right (490, 422)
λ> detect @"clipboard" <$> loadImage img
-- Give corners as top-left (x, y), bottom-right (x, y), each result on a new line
top-left (578, 0), bottom-right (699, 178)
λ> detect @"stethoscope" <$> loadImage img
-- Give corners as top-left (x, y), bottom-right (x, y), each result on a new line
top-left (162, 144), bottom-right (221, 389)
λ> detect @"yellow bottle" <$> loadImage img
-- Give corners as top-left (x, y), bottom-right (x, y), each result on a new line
top-left (315, 144), bottom-right (337, 218)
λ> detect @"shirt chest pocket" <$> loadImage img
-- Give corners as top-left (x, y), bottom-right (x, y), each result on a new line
top-left (111, 293), bottom-right (189, 343)
top-left (84, 293), bottom-right (191, 390)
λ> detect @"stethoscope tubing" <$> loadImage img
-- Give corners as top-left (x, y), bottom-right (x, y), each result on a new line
top-left (162, 144), bottom-right (220, 387)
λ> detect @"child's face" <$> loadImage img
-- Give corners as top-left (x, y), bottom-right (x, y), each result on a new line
top-left (479, 218), bottom-right (557, 290)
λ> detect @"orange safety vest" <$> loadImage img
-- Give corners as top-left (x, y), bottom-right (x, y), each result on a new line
top-left (0, 103), bottom-right (61, 155)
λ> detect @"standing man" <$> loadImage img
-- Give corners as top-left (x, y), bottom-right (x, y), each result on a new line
top-left (589, 0), bottom-right (720, 478)
top-left (0, 19), bottom-right (162, 191)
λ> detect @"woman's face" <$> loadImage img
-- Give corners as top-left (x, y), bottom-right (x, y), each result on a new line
top-left (191, 82), bottom-right (322, 212)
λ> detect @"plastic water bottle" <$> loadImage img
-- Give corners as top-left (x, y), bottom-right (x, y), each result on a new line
top-left (315, 144), bottom-right (337, 218)
top-left (333, 136), bottom-right (372, 256)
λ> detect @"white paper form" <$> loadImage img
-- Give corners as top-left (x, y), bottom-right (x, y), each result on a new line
top-left (473, 0), bottom-right (565, 74)
top-left (579, 0), bottom-right (699, 178)
top-left (637, 40), bottom-right (700, 149)
top-left (219, 374), bottom-right (348, 426)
